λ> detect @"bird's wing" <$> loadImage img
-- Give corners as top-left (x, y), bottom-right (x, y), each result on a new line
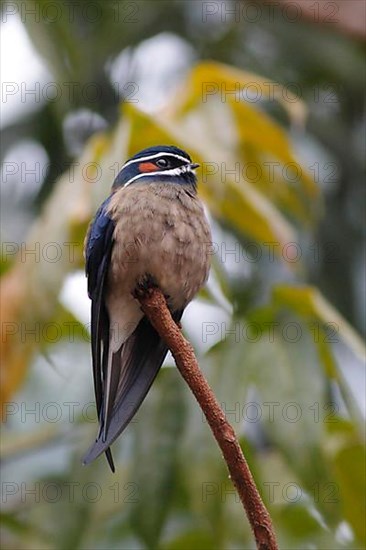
top-left (82, 310), bottom-right (183, 466)
top-left (85, 197), bottom-right (116, 471)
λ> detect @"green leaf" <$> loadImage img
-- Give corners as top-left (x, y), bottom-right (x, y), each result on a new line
top-left (273, 285), bottom-right (366, 362)
top-left (161, 530), bottom-right (216, 550)
top-left (332, 443), bottom-right (366, 545)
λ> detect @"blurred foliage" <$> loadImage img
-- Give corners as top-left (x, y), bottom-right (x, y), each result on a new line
top-left (1, 1), bottom-right (365, 549)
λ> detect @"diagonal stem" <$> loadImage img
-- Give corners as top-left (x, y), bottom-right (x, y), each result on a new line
top-left (137, 287), bottom-right (278, 550)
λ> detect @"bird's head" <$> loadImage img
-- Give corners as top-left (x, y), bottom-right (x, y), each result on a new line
top-left (112, 145), bottom-right (199, 191)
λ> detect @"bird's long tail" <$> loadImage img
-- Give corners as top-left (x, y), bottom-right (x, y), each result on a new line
top-left (83, 311), bottom-right (183, 470)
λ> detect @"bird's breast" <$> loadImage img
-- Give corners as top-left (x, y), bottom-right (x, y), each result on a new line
top-left (106, 183), bottom-right (211, 311)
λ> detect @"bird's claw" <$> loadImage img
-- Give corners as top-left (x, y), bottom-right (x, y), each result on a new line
top-left (133, 274), bottom-right (157, 299)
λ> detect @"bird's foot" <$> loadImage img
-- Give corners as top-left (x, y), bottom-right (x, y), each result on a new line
top-left (134, 275), bottom-right (173, 313)
top-left (133, 273), bottom-right (158, 299)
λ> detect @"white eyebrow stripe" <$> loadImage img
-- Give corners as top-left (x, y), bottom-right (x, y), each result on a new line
top-left (123, 165), bottom-right (194, 187)
top-left (122, 151), bottom-right (191, 169)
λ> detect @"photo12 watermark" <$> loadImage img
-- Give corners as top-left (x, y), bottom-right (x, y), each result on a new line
top-left (201, 480), bottom-right (339, 504)
top-left (1, 158), bottom-right (341, 187)
top-left (201, 401), bottom-right (340, 425)
top-left (201, 320), bottom-right (340, 344)
top-left (1, 1), bottom-right (140, 24)
top-left (201, 1), bottom-right (340, 24)
top-left (1, 480), bottom-right (139, 504)
top-left (1, 239), bottom-right (341, 266)
top-left (1, 318), bottom-right (340, 346)
top-left (2, 399), bottom-right (141, 425)
top-left (201, 80), bottom-right (342, 104)
top-left (1, 81), bottom-right (139, 105)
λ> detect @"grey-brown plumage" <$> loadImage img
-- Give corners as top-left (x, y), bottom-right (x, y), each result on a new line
top-left (83, 146), bottom-right (211, 470)
top-left (106, 182), bottom-right (211, 349)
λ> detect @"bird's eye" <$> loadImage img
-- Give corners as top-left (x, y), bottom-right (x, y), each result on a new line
top-left (156, 158), bottom-right (169, 168)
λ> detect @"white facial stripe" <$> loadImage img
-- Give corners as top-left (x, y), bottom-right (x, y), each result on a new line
top-left (123, 165), bottom-right (194, 187)
top-left (122, 151), bottom-right (191, 169)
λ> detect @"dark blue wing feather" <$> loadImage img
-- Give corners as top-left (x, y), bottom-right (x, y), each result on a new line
top-left (86, 197), bottom-right (115, 299)
top-left (82, 310), bottom-right (183, 466)
top-left (85, 197), bottom-right (115, 471)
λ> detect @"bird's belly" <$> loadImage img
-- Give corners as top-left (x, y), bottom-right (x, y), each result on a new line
top-left (144, 232), bottom-right (209, 310)
top-left (109, 224), bottom-right (209, 311)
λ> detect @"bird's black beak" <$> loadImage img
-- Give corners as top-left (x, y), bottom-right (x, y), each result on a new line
top-left (189, 163), bottom-right (200, 170)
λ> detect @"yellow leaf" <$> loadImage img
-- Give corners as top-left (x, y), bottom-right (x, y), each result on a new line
top-left (173, 61), bottom-right (307, 127)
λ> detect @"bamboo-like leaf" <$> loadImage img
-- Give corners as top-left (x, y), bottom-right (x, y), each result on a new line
top-left (333, 443), bottom-right (366, 545)
top-left (272, 285), bottom-right (366, 362)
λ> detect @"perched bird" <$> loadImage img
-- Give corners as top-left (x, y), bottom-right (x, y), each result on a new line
top-left (83, 145), bottom-right (211, 471)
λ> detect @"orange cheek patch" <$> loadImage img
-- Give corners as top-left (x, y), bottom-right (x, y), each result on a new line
top-left (139, 162), bottom-right (159, 172)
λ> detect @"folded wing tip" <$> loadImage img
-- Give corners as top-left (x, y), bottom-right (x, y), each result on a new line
top-left (82, 441), bottom-right (116, 473)
top-left (83, 312), bottom-right (183, 473)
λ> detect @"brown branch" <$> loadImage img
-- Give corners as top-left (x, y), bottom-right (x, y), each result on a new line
top-left (137, 287), bottom-right (278, 550)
